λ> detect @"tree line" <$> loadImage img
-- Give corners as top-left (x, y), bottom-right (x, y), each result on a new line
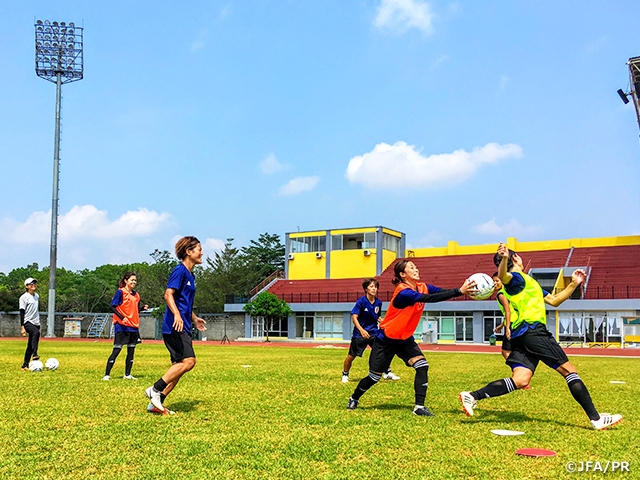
top-left (0, 233), bottom-right (285, 314)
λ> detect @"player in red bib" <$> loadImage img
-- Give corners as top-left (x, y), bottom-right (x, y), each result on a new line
top-left (347, 260), bottom-right (476, 416)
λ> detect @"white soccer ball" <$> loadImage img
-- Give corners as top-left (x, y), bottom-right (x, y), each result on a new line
top-left (467, 273), bottom-right (495, 301)
top-left (29, 360), bottom-right (44, 372)
top-left (45, 358), bottom-right (60, 371)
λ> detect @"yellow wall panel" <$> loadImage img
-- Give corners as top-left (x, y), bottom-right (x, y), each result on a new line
top-left (410, 235), bottom-right (640, 258)
top-left (288, 253), bottom-right (326, 280)
top-left (289, 231), bottom-right (326, 239)
top-left (329, 250), bottom-right (377, 279)
top-left (330, 227), bottom-right (377, 235)
top-left (382, 249), bottom-right (397, 272)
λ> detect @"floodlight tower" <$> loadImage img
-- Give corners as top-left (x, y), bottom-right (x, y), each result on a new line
top-left (35, 19), bottom-right (83, 337)
top-left (628, 57), bottom-right (640, 134)
top-left (618, 57), bottom-right (640, 135)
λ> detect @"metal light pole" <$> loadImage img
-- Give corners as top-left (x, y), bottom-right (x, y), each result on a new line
top-left (35, 20), bottom-right (83, 337)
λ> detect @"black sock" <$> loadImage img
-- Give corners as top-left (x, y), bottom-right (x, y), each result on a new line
top-left (413, 358), bottom-right (429, 405)
top-left (124, 346), bottom-right (135, 376)
top-left (565, 373), bottom-right (599, 420)
top-left (351, 372), bottom-right (381, 400)
top-left (154, 378), bottom-right (168, 393)
top-left (160, 393), bottom-right (167, 403)
top-left (105, 346), bottom-right (122, 376)
top-left (472, 378), bottom-right (516, 400)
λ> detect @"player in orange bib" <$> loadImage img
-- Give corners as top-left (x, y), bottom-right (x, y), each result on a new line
top-left (347, 260), bottom-right (476, 416)
top-left (103, 272), bottom-right (147, 381)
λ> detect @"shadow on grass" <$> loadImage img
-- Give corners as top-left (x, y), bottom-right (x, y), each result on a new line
top-left (167, 399), bottom-right (203, 412)
top-left (447, 408), bottom-right (533, 423)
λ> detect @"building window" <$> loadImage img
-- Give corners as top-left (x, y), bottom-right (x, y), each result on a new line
top-left (383, 233), bottom-right (400, 254)
top-left (331, 235), bottom-right (342, 251)
top-left (314, 312), bottom-right (343, 338)
top-left (291, 236), bottom-right (326, 253)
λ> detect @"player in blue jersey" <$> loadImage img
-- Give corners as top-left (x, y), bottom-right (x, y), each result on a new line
top-left (342, 279), bottom-right (400, 383)
top-left (145, 236), bottom-right (207, 415)
top-left (459, 243), bottom-right (622, 430)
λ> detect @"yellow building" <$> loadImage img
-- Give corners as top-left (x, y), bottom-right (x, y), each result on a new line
top-left (285, 226), bottom-right (405, 280)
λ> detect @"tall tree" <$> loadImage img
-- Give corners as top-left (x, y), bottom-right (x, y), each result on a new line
top-left (243, 292), bottom-right (292, 342)
top-left (241, 232), bottom-right (285, 278)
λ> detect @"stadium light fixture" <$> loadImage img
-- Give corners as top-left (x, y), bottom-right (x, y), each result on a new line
top-left (624, 56), bottom-right (640, 135)
top-left (35, 19), bottom-right (84, 338)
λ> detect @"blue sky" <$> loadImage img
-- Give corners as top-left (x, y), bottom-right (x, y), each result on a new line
top-left (1, 0), bottom-right (639, 273)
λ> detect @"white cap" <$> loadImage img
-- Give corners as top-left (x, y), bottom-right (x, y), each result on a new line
top-left (24, 278), bottom-right (37, 286)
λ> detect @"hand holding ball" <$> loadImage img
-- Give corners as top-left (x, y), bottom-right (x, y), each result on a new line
top-left (465, 273), bottom-right (495, 300)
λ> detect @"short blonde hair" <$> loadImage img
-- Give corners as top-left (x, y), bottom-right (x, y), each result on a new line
top-left (175, 236), bottom-right (201, 260)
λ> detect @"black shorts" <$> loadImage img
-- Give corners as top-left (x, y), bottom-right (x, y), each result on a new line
top-left (348, 336), bottom-right (375, 357)
top-left (163, 330), bottom-right (196, 363)
top-left (368, 337), bottom-right (424, 373)
top-left (501, 338), bottom-right (512, 351)
top-left (114, 331), bottom-right (140, 347)
top-left (506, 324), bottom-right (569, 373)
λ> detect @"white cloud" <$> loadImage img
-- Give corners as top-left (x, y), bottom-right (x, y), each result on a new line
top-left (0, 205), bottom-right (171, 244)
top-left (191, 29), bottom-right (208, 52)
top-left (346, 141), bottom-right (522, 189)
top-left (259, 153), bottom-right (288, 175)
top-left (499, 75), bottom-right (509, 92)
top-left (473, 218), bottom-right (542, 237)
top-left (204, 237), bottom-right (225, 254)
top-left (374, 0), bottom-right (434, 34)
top-left (278, 176), bottom-right (320, 196)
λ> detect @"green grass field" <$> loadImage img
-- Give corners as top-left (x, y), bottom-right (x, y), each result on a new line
top-left (1, 340), bottom-right (636, 480)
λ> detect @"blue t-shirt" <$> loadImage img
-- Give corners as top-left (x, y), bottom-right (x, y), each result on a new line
top-left (350, 296), bottom-right (382, 338)
top-left (111, 289), bottom-right (139, 333)
top-left (162, 263), bottom-right (196, 335)
top-left (505, 272), bottom-right (550, 339)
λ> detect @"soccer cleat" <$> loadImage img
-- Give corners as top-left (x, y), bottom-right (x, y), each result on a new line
top-left (591, 413), bottom-right (622, 430)
top-left (341, 374), bottom-right (349, 383)
top-left (32, 355), bottom-right (40, 361)
top-left (123, 375), bottom-right (137, 380)
top-left (147, 403), bottom-right (175, 415)
top-left (346, 397), bottom-right (358, 410)
top-left (384, 372), bottom-right (401, 381)
top-left (413, 405), bottom-right (435, 417)
top-left (102, 375), bottom-right (111, 381)
top-left (145, 386), bottom-right (164, 411)
top-left (459, 391), bottom-right (477, 417)
top-left (21, 366), bottom-right (29, 371)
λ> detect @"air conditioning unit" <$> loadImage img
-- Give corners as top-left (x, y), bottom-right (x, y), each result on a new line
top-left (288, 253), bottom-right (295, 260)
top-left (363, 249), bottom-right (371, 257)
top-left (315, 252), bottom-right (323, 259)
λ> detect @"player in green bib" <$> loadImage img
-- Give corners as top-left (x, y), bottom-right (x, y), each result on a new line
top-left (459, 243), bottom-right (622, 430)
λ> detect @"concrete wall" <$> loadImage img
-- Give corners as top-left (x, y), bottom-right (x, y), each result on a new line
top-left (0, 312), bottom-right (246, 341)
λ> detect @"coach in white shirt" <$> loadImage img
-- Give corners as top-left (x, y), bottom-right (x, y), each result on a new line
top-left (20, 278), bottom-right (41, 370)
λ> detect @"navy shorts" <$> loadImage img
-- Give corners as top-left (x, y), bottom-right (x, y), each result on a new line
top-left (348, 336), bottom-right (375, 357)
top-left (369, 336), bottom-right (424, 373)
top-left (114, 331), bottom-right (140, 347)
top-left (506, 324), bottom-right (569, 373)
top-left (163, 330), bottom-right (196, 363)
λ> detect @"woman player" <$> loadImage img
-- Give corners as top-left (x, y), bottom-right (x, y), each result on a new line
top-left (492, 272), bottom-right (512, 361)
top-left (145, 236), bottom-right (207, 415)
top-left (103, 272), bottom-right (148, 380)
top-left (341, 278), bottom-right (400, 383)
top-left (347, 260), bottom-right (476, 416)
